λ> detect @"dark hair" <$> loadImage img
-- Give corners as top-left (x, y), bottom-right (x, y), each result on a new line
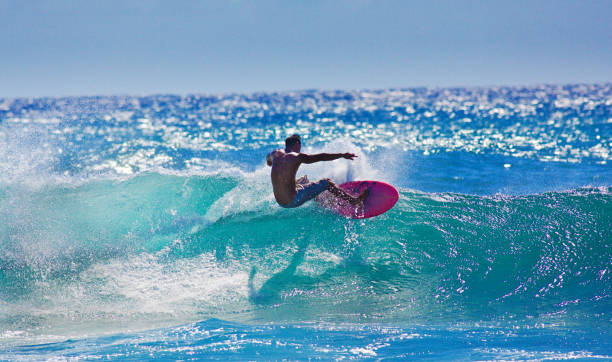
top-left (285, 134), bottom-right (301, 149)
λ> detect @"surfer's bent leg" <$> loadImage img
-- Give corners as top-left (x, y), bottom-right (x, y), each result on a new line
top-left (281, 179), bottom-right (330, 208)
top-left (325, 179), bottom-right (368, 205)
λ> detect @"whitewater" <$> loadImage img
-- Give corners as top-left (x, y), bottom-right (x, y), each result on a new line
top-left (0, 84), bottom-right (611, 360)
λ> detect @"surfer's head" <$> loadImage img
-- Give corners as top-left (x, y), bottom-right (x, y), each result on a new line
top-left (285, 134), bottom-right (301, 153)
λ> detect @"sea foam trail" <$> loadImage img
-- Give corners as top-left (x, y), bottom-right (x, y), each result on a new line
top-left (1, 172), bottom-right (610, 345)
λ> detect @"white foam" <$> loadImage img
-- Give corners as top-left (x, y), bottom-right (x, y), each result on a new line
top-left (299, 138), bottom-right (386, 183)
top-left (203, 166), bottom-right (278, 224)
top-left (87, 252), bottom-right (249, 315)
top-left (0, 251), bottom-right (253, 345)
top-left (0, 123), bottom-right (60, 186)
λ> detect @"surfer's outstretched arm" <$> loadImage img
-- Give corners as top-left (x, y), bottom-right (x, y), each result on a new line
top-left (299, 152), bottom-right (357, 164)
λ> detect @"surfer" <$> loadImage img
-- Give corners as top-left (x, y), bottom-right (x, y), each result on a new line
top-left (266, 134), bottom-right (368, 208)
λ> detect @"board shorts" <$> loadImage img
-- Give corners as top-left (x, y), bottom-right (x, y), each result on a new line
top-left (280, 179), bottom-right (330, 208)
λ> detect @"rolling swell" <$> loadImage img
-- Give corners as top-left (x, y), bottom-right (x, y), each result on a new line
top-left (1, 173), bottom-right (610, 342)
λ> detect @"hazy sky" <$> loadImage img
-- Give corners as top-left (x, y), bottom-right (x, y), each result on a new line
top-left (1, 0), bottom-right (611, 98)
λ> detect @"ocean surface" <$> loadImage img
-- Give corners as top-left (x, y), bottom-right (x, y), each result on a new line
top-left (0, 84), bottom-right (611, 360)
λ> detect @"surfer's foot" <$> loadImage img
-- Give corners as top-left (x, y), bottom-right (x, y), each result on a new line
top-left (350, 188), bottom-right (369, 205)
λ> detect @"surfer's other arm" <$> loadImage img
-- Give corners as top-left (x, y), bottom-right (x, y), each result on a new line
top-left (299, 153), bottom-right (357, 164)
top-left (266, 150), bottom-right (282, 166)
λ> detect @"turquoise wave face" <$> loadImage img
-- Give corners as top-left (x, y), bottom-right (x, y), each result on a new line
top-left (1, 173), bottom-right (610, 344)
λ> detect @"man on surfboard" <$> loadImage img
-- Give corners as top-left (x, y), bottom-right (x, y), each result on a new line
top-left (266, 134), bottom-right (368, 208)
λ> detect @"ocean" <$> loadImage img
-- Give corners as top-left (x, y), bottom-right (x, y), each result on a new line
top-left (0, 84), bottom-right (610, 360)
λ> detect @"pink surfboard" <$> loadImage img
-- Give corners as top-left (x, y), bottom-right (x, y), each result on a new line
top-left (316, 181), bottom-right (399, 219)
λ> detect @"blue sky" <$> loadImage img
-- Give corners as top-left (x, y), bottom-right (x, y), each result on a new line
top-left (1, 0), bottom-right (611, 98)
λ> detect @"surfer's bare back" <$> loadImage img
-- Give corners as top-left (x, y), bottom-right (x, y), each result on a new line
top-left (266, 134), bottom-right (368, 208)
